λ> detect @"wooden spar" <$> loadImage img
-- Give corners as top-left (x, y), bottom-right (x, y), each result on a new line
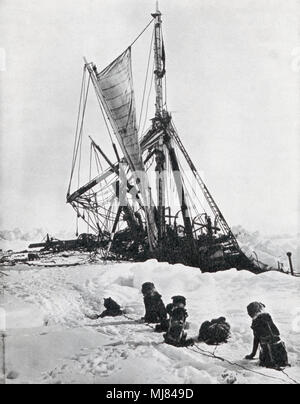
top-left (287, 252), bottom-right (294, 276)
top-left (89, 136), bottom-right (115, 169)
top-left (152, 5), bottom-right (166, 240)
top-left (89, 136), bottom-right (141, 204)
top-left (87, 138), bottom-right (144, 247)
top-left (113, 143), bottom-right (121, 162)
top-left (83, 57), bottom-right (119, 139)
top-left (106, 206), bottom-right (123, 254)
top-left (168, 122), bottom-right (240, 250)
top-left (166, 140), bottom-right (194, 241)
top-left (155, 144), bottom-right (166, 240)
top-left (152, 6), bottom-right (163, 116)
top-left (67, 167), bottom-right (117, 203)
top-left (67, 136), bottom-right (120, 203)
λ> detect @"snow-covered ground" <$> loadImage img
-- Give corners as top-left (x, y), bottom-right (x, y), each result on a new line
top-left (0, 260), bottom-right (299, 384)
top-left (233, 226), bottom-right (299, 270)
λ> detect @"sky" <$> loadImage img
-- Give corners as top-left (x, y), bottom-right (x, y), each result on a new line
top-left (0, 0), bottom-right (299, 236)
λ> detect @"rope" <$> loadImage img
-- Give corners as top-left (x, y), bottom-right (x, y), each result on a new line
top-left (281, 369), bottom-right (300, 385)
top-left (122, 313), bottom-right (156, 330)
top-left (87, 19), bottom-right (154, 149)
top-left (178, 157), bottom-right (207, 217)
top-left (120, 314), bottom-right (300, 385)
top-left (76, 76), bottom-right (91, 190)
top-left (138, 28), bottom-right (155, 132)
top-left (129, 18), bottom-right (155, 49)
top-left (67, 67), bottom-right (87, 195)
top-left (68, 71), bottom-right (91, 203)
top-left (191, 344), bottom-right (299, 384)
top-left (141, 66), bottom-right (155, 135)
top-left (87, 143), bottom-right (93, 234)
top-left (161, 30), bottom-right (168, 110)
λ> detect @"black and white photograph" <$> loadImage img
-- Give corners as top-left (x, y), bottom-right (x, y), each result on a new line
top-left (0, 0), bottom-right (299, 387)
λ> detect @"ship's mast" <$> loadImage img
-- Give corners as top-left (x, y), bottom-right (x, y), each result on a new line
top-left (152, 2), bottom-right (166, 240)
top-left (152, 1), bottom-right (164, 117)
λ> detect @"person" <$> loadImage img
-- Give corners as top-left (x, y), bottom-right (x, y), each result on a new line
top-left (245, 302), bottom-right (289, 369)
top-left (99, 298), bottom-right (123, 318)
top-left (141, 282), bottom-right (168, 326)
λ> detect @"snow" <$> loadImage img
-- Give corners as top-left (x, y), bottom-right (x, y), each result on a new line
top-left (0, 228), bottom-right (75, 253)
top-left (1, 259), bottom-right (300, 384)
top-left (233, 226), bottom-right (299, 271)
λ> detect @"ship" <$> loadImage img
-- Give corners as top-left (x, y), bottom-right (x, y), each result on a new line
top-left (66, 3), bottom-right (274, 273)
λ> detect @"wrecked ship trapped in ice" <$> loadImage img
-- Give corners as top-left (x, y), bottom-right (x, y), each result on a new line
top-left (65, 5), bottom-right (278, 274)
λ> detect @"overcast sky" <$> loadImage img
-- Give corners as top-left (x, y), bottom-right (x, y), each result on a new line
top-left (0, 0), bottom-right (299, 236)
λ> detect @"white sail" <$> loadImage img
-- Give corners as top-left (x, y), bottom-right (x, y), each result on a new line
top-left (96, 48), bottom-right (158, 248)
top-left (96, 48), bottom-right (143, 172)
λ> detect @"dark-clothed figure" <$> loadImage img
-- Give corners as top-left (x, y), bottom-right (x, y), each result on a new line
top-left (245, 302), bottom-right (289, 369)
top-left (100, 298), bottom-right (123, 318)
top-left (141, 282), bottom-right (167, 325)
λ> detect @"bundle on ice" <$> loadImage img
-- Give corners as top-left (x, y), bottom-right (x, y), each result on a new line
top-left (198, 317), bottom-right (231, 345)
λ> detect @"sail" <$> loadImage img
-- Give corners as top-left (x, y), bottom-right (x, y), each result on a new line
top-left (96, 48), bottom-right (143, 172)
top-left (95, 48), bottom-right (158, 248)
